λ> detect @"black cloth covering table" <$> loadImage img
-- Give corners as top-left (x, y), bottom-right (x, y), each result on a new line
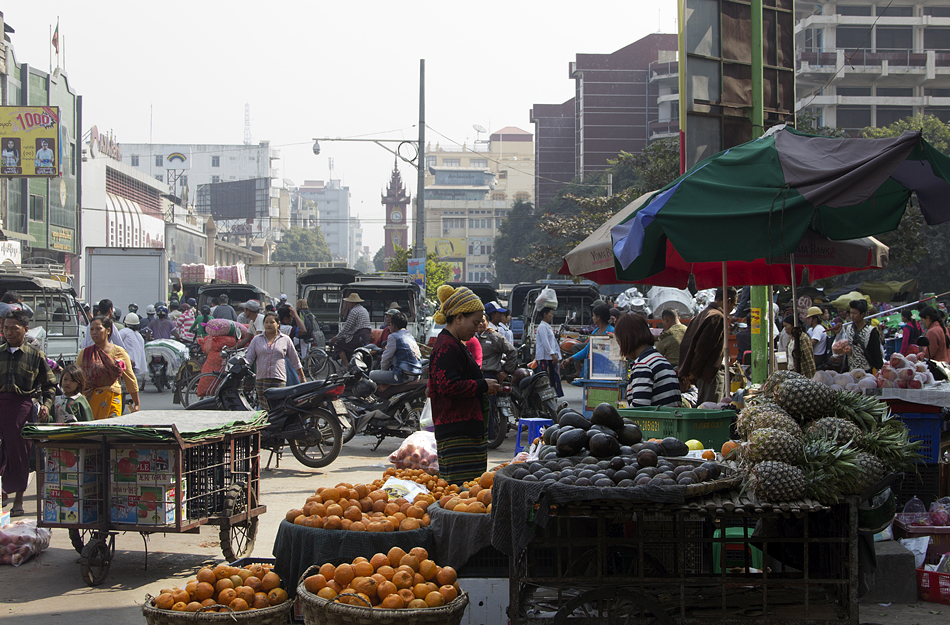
top-left (272, 519), bottom-right (435, 596)
top-left (427, 502), bottom-right (493, 570)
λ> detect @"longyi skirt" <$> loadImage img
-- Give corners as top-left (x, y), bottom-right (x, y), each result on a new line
top-left (435, 433), bottom-right (487, 486)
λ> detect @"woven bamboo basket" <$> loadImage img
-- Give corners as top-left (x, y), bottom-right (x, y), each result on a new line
top-left (142, 595), bottom-right (293, 625)
top-left (296, 569), bottom-right (469, 625)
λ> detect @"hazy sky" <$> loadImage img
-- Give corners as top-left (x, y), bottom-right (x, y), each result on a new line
top-left (6, 1), bottom-right (677, 253)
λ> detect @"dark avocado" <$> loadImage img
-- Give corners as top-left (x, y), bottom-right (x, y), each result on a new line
top-left (589, 433), bottom-right (621, 458)
top-left (618, 424), bottom-right (643, 446)
top-left (559, 412), bottom-right (591, 430)
top-left (591, 403), bottom-right (624, 431)
top-left (661, 437), bottom-right (690, 457)
top-left (556, 428), bottom-right (588, 457)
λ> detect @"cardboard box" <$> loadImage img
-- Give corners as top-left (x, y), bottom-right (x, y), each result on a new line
top-left (44, 448), bottom-right (102, 485)
top-left (0, 509), bottom-right (11, 527)
top-left (110, 481), bottom-right (186, 526)
top-left (42, 482), bottom-right (101, 524)
top-left (111, 448), bottom-right (176, 483)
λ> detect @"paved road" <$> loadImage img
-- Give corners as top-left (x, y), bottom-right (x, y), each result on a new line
top-left (0, 382), bottom-right (941, 624)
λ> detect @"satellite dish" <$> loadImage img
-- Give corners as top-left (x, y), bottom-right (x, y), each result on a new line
top-left (473, 124), bottom-right (487, 134)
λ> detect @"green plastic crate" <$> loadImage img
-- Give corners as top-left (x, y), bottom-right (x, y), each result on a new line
top-left (618, 406), bottom-right (735, 449)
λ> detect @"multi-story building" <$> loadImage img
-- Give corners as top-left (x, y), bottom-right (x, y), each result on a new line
top-left (796, 1), bottom-right (950, 131)
top-left (530, 33), bottom-right (679, 208)
top-left (298, 179), bottom-right (351, 265)
top-left (1, 13), bottom-right (82, 272)
top-left (423, 127), bottom-right (533, 282)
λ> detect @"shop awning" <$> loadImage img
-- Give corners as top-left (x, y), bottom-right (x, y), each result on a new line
top-left (0, 229), bottom-right (36, 243)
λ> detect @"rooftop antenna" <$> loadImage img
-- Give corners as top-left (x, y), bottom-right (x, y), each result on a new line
top-left (473, 124), bottom-right (487, 143)
top-left (244, 104), bottom-right (252, 145)
top-left (328, 157), bottom-right (336, 179)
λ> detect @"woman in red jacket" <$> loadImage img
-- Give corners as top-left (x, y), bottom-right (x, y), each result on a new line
top-left (428, 286), bottom-right (500, 485)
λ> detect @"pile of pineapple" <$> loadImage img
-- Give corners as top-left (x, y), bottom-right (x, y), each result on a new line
top-left (738, 371), bottom-right (922, 503)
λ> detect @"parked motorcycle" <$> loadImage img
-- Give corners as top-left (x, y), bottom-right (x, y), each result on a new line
top-left (487, 381), bottom-right (517, 449)
top-left (338, 347), bottom-right (428, 450)
top-left (186, 356), bottom-right (348, 469)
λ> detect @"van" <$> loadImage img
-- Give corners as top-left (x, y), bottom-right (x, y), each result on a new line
top-left (341, 274), bottom-right (428, 343)
top-left (0, 264), bottom-right (87, 364)
top-left (298, 267), bottom-right (361, 341)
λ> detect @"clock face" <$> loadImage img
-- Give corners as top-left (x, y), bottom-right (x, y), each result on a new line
top-left (391, 210), bottom-right (403, 223)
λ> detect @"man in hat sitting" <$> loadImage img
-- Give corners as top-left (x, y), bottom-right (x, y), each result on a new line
top-left (330, 293), bottom-right (372, 364)
top-left (374, 307), bottom-right (401, 349)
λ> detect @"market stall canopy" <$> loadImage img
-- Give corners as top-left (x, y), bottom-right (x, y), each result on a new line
top-left (826, 279), bottom-right (919, 305)
top-left (611, 127), bottom-right (950, 281)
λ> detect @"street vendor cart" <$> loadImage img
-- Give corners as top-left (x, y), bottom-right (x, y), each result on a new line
top-left (22, 410), bottom-right (267, 587)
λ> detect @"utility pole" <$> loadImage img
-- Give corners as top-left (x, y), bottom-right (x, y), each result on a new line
top-left (750, 0), bottom-right (770, 384)
top-left (415, 59), bottom-right (426, 257)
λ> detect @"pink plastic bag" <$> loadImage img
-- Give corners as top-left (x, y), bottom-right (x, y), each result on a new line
top-left (388, 431), bottom-right (439, 474)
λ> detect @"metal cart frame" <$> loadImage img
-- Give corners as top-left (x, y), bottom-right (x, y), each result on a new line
top-left (34, 425), bottom-right (266, 586)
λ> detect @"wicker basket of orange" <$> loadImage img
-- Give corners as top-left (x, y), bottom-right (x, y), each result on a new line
top-left (296, 547), bottom-right (468, 625)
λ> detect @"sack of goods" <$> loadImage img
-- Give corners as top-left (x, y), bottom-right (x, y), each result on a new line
top-left (535, 286), bottom-right (558, 312)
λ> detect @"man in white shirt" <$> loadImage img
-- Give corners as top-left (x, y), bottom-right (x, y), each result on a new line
top-left (34, 139), bottom-right (54, 168)
top-left (119, 313), bottom-right (147, 388)
top-left (806, 306), bottom-right (828, 368)
top-left (485, 301), bottom-right (514, 344)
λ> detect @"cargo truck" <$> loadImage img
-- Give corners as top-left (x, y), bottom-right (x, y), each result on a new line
top-left (84, 247), bottom-right (168, 312)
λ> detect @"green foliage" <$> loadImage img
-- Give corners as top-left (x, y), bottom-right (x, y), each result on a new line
top-left (864, 114), bottom-right (950, 153)
top-left (372, 246), bottom-right (386, 272)
top-left (794, 110), bottom-right (849, 138)
top-left (272, 227), bottom-right (332, 262)
top-left (491, 200), bottom-right (548, 285)
top-left (607, 138), bottom-right (680, 196)
top-left (387, 245), bottom-right (452, 300)
top-left (354, 256), bottom-right (373, 274)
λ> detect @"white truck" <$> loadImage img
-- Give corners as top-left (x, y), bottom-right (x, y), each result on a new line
top-left (246, 263), bottom-right (300, 303)
top-left (85, 247), bottom-right (168, 311)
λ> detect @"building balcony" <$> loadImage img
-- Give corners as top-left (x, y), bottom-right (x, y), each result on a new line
top-left (649, 60), bottom-right (679, 84)
top-left (796, 14), bottom-right (950, 32)
top-left (797, 48), bottom-right (950, 72)
top-left (649, 119), bottom-right (680, 140)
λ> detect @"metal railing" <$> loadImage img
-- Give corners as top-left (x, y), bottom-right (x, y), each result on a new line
top-left (797, 48), bottom-right (950, 69)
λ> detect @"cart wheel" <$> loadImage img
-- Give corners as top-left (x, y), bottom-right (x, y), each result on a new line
top-left (551, 587), bottom-right (675, 625)
top-left (220, 483), bottom-right (258, 562)
top-left (68, 529), bottom-right (95, 555)
top-left (80, 539), bottom-right (112, 587)
top-left (289, 408), bottom-right (342, 468)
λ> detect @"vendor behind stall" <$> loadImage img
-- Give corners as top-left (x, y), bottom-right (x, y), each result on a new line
top-left (920, 305), bottom-right (950, 363)
top-left (615, 312), bottom-right (681, 407)
top-left (564, 304), bottom-right (613, 377)
top-left (841, 300), bottom-right (883, 373)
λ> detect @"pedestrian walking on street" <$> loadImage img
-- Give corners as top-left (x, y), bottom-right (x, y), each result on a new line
top-left (77, 316), bottom-right (139, 419)
top-left (0, 309), bottom-right (57, 517)
top-left (534, 306), bottom-right (563, 397)
top-left (245, 312), bottom-right (305, 410)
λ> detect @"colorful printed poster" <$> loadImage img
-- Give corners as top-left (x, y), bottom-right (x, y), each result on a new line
top-left (0, 106), bottom-right (60, 177)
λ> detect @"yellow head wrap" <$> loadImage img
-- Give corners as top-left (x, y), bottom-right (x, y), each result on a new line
top-left (433, 285), bottom-right (484, 325)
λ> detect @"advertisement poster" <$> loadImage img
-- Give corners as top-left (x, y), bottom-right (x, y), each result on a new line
top-left (0, 106), bottom-right (60, 177)
top-left (425, 237), bottom-right (465, 259)
top-left (589, 334), bottom-right (624, 380)
top-left (407, 257), bottom-right (425, 288)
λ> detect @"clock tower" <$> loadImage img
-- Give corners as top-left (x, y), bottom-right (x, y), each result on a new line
top-left (382, 162), bottom-right (410, 269)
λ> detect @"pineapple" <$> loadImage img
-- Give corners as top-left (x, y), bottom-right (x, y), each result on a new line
top-left (737, 403), bottom-right (802, 439)
top-left (748, 461), bottom-right (806, 502)
top-left (774, 376), bottom-right (836, 421)
top-left (800, 434), bottom-right (862, 504)
top-left (806, 417), bottom-right (863, 447)
top-left (850, 452), bottom-right (886, 495)
top-left (743, 428), bottom-right (803, 465)
top-left (762, 371), bottom-right (804, 397)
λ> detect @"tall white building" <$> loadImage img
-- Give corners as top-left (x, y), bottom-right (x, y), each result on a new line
top-left (298, 179), bottom-right (351, 265)
top-left (797, 1), bottom-right (950, 131)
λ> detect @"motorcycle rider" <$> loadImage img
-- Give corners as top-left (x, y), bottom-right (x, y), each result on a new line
top-left (139, 304), bottom-right (156, 334)
top-left (120, 313), bottom-right (148, 389)
top-left (146, 305), bottom-right (177, 341)
top-left (369, 312), bottom-right (422, 386)
top-left (191, 305), bottom-right (213, 339)
top-left (477, 313), bottom-right (519, 441)
top-left (330, 293), bottom-right (372, 365)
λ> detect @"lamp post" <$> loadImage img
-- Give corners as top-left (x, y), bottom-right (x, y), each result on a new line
top-left (312, 60), bottom-right (426, 258)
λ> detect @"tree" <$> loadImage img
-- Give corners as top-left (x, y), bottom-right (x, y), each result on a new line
top-left (272, 227), bottom-right (331, 262)
top-left (372, 246), bottom-right (386, 272)
top-left (354, 255), bottom-right (373, 274)
top-left (491, 200), bottom-right (548, 285)
top-left (387, 245), bottom-right (452, 300)
top-left (607, 137), bottom-right (680, 196)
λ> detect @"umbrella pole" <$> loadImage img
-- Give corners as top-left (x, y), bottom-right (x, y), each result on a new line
top-left (790, 253), bottom-right (798, 328)
top-left (723, 261), bottom-right (730, 400)
top-left (768, 285), bottom-right (776, 376)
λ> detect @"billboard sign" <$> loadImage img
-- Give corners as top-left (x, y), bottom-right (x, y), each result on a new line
top-left (196, 178), bottom-right (269, 220)
top-left (407, 257), bottom-right (425, 288)
top-left (1, 106), bottom-right (60, 177)
top-left (163, 146), bottom-right (192, 170)
top-left (425, 237), bottom-right (466, 259)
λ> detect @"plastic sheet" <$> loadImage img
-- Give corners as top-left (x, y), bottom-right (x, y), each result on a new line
top-left (0, 519), bottom-right (51, 566)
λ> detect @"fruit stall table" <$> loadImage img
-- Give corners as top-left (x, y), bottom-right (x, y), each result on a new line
top-left (491, 464), bottom-right (861, 625)
top-left (22, 411), bottom-right (268, 587)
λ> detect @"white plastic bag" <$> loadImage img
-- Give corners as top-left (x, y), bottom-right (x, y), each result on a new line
top-left (380, 477), bottom-right (430, 501)
top-left (0, 519), bottom-right (52, 566)
top-left (535, 286), bottom-right (558, 312)
top-left (419, 398), bottom-right (433, 431)
top-left (898, 536), bottom-right (932, 569)
top-left (388, 430), bottom-right (439, 474)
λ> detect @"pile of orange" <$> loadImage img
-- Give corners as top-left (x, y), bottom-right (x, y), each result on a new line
top-left (151, 562), bottom-right (287, 613)
top-left (441, 472), bottom-right (493, 514)
top-left (382, 468), bottom-right (461, 500)
top-left (285, 482), bottom-right (437, 532)
top-left (303, 546), bottom-right (461, 610)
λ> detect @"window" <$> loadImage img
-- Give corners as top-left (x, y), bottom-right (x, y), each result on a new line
top-left (924, 28), bottom-right (950, 50)
top-left (469, 158), bottom-right (487, 168)
top-left (877, 5), bottom-right (912, 17)
top-left (926, 88), bottom-right (950, 97)
top-left (180, 175), bottom-right (188, 187)
top-left (212, 175), bottom-right (221, 183)
top-left (212, 156), bottom-right (221, 167)
top-left (925, 8), bottom-right (950, 17)
top-left (442, 159), bottom-right (460, 167)
top-left (877, 87), bottom-right (913, 97)
top-left (837, 106), bottom-right (871, 129)
top-left (442, 218), bottom-right (465, 230)
top-left (876, 27), bottom-right (912, 50)
top-left (836, 27), bottom-right (868, 49)
top-left (155, 174), bottom-right (164, 182)
top-left (514, 192), bottom-right (531, 202)
top-left (838, 6), bottom-right (871, 16)
top-left (498, 170), bottom-right (508, 180)
top-left (426, 155), bottom-right (437, 168)
top-left (155, 155), bottom-right (163, 167)
top-left (468, 241), bottom-right (492, 256)
top-left (29, 194), bottom-right (45, 222)
top-left (491, 192), bottom-right (507, 201)
top-left (131, 155), bottom-right (139, 166)
top-left (876, 106), bottom-right (913, 126)
top-left (838, 87), bottom-right (871, 97)
top-left (468, 218), bottom-right (492, 229)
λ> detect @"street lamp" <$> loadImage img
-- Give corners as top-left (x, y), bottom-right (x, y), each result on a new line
top-left (312, 59), bottom-right (426, 257)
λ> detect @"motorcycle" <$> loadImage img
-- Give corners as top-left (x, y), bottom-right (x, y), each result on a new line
top-left (144, 339), bottom-right (188, 393)
top-left (487, 381), bottom-right (517, 449)
top-left (338, 348), bottom-right (428, 450)
top-left (186, 355), bottom-right (348, 469)
top-left (488, 368), bottom-right (564, 449)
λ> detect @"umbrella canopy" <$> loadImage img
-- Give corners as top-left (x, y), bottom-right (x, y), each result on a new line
top-left (611, 126), bottom-right (950, 281)
top-left (561, 198), bottom-right (889, 289)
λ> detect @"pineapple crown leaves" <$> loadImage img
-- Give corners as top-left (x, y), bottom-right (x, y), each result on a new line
top-left (800, 434), bottom-right (863, 503)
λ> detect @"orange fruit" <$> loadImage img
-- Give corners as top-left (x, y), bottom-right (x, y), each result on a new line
top-left (325, 580), bottom-right (343, 593)
top-left (702, 449), bottom-right (716, 460)
top-left (439, 584), bottom-right (458, 603)
top-left (372, 499), bottom-right (388, 513)
top-left (155, 593), bottom-right (175, 610)
top-left (406, 505), bottom-right (425, 519)
top-left (196, 568), bottom-right (216, 584)
top-left (354, 483), bottom-right (369, 498)
top-left (321, 487), bottom-right (340, 502)
top-left (238, 569), bottom-right (253, 582)
top-left (398, 588), bottom-right (416, 604)
top-left (200, 598), bottom-right (217, 608)
top-left (381, 594), bottom-right (404, 609)
top-left (467, 501), bottom-right (487, 514)
top-left (319, 563), bottom-right (336, 579)
top-left (340, 518), bottom-right (353, 530)
top-left (246, 563), bottom-right (265, 578)
top-left (218, 588), bottom-right (237, 605)
top-left (324, 515), bottom-right (343, 530)
top-left (399, 554), bottom-right (420, 571)
top-left (350, 521), bottom-right (367, 532)
top-left (252, 592), bottom-right (270, 609)
top-left (412, 573), bottom-right (424, 586)
top-left (215, 578), bottom-right (234, 594)
top-left (377, 580), bottom-right (397, 600)
top-left (214, 563), bottom-right (232, 579)
top-left (477, 489), bottom-right (492, 506)
top-left (325, 503), bottom-right (344, 517)
top-left (343, 505), bottom-right (362, 522)
top-left (317, 587), bottom-right (337, 600)
top-left (286, 508), bottom-right (304, 522)
top-left (334, 563), bottom-right (355, 587)
top-left (354, 561), bottom-right (374, 578)
top-left (229, 574), bottom-right (244, 588)
top-left (407, 598), bottom-right (428, 609)
top-left (353, 576), bottom-right (378, 597)
top-left (399, 518), bottom-right (421, 531)
top-left (171, 602), bottom-right (188, 612)
top-left (392, 570), bottom-right (413, 590)
top-left (419, 560), bottom-right (438, 581)
top-left (304, 574), bottom-right (327, 594)
top-left (235, 586), bottom-right (255, 603)
top-left (376, 565), bottom-right (395, 580)
top-left (370, 553), bottom-right (390, 570)
top-left (479, 472), bottom-right (494, 489)
top-left (425, 591), bottom-right (445, 607)
top-left (469, 485), bottom-right (483, 498)
top-left (387, 547), bottom-right (407, 568)
top-left (268, 587), bottom-right (288, 606)
top-left (413, 583), bottom-right (430, 599)
top-left (229, 597), bottom-right (249, 612)
top-left (261, 571), bottom-right (281, 592)
top-left (171, 588), bottom-right (190, 605)
top-left (454, 504), bottom-right (469, 513)
top-left (436, 566), bottom-right (457, 586)
top-left (443, 498), bottom-right (458, 511)
top-left (194, 582), bottom-right (215, 601)
top-left (722, 440), bottom-right (740, 459)
top-left (185, 581), bottom-right (199, 597)
top-left (380, 519), bottom-right (395, 533)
